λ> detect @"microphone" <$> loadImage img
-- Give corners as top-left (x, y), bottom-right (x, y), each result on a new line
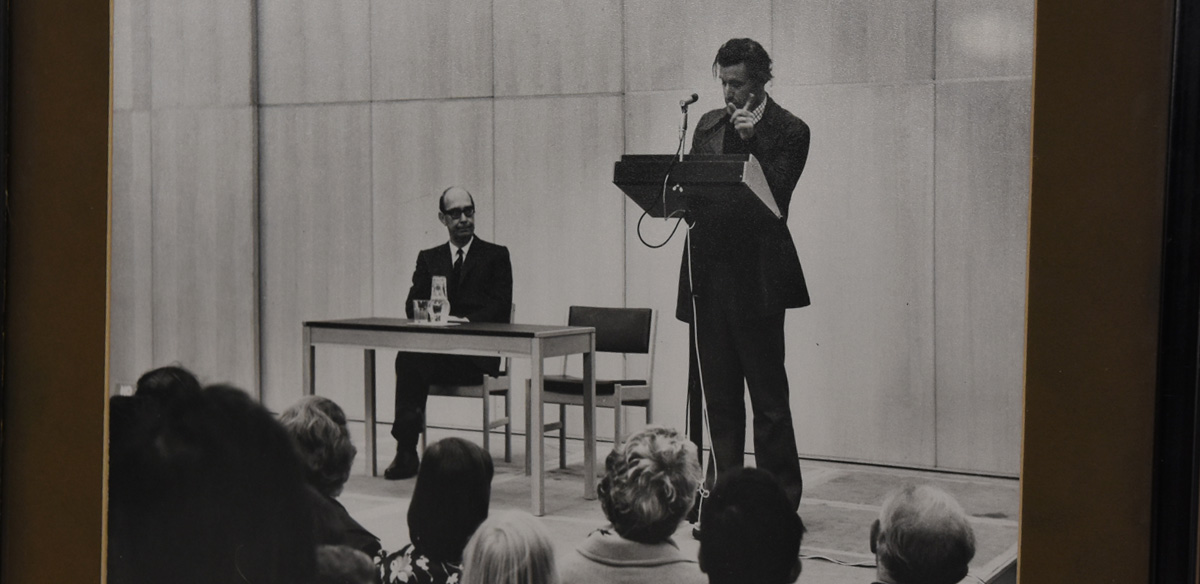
top-left (679, 93), bottom-right (699, 111)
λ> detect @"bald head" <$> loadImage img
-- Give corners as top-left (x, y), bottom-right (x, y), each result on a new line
top-left (438, 186), bottom-right (476, 247)
top-left (439, 186), bottom-right (474, 213)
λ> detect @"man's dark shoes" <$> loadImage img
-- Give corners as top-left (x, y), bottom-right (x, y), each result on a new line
top-left (384, 449), bottom-right (420, 480)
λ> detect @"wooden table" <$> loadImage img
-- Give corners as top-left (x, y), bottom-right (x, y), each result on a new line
top-left (302, 318), bottom-right (596, 516)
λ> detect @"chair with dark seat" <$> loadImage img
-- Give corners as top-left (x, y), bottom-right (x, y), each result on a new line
top-left (417, 305), bottom-right (515, 462)
top-left (525, 306), bottom-right (656, 471)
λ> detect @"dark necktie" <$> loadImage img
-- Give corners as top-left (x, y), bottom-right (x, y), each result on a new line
top-left (451, 249), bottom-right (463, 304)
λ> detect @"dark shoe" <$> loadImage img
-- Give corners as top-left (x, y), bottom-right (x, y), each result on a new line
top-left (384, 449), bottom-right (419, 480)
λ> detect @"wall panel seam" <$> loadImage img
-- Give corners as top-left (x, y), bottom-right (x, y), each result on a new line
top-left (931, 0), bottom-right (940, 468)
top-left (491, 0), bottom-right (498, 239)
top-left (251, 0), bottom-right (263, 401)
top-left (931, 80), bottom-right (939, 468)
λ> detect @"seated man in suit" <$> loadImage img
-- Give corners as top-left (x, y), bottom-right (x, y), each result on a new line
top-left (386, 186), bottom-right (513, 480)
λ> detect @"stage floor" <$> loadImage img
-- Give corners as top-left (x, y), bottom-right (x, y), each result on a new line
top-left (341, 424), bottom-right (1018, 584)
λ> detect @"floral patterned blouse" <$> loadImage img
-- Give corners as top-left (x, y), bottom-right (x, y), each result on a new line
top-left (377, 544), bottom-right (462, 584)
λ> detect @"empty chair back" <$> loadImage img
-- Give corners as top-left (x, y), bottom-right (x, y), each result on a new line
top-left (567, 306), bottom-right (653, 354)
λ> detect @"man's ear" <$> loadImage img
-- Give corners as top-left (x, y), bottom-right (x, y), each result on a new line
top-left (437, 212), bottom-right (449, 226)
top-left (869, 519), bottom-right (881, 554)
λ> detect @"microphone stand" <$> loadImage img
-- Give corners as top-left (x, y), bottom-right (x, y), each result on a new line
top-left (678, 100), bottom-right (692, 162)
top-left (661, 97), bottom-right (694, 219)
top-left (637, 95), bottom-right (696, 248)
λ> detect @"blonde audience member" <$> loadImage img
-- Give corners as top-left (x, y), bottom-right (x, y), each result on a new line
top-left (462, 511), bottom-right (558, 584)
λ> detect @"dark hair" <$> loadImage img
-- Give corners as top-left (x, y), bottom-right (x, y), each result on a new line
top-left (439, 186), bottom-right (476, 213)
top-left (108, 383), bottom-right (316, 584)
top-left (712, 38), bottom-right (773, 85)
top-left (279, 396), bottom-right (358, 497)
top-left (315, 545), bottom-right (375, 584)
top-left (135, 365), bottom-right (202, 401)
top-left (408, 437), bottom-right (495, 562)
top-left (699, 467), bottom-right (805, 584)
top-left (872, 484), bottom-right (976, 584)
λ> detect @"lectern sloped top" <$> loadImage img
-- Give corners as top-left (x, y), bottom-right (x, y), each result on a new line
top-left (613, 154), bottom-right (780, 219)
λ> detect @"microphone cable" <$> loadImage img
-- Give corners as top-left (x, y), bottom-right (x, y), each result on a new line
top-left (635, 98), bottom-right (693, 249)
top-left (685, 220), bottom-right (718, 521)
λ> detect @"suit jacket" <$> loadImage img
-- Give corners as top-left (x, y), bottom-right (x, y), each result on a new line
top-left (676, 96), bottom-right (811, 322)
top-left (405, 237), bottom-right (513, 374)
top-left (305, 485), bottom-right (382, 558)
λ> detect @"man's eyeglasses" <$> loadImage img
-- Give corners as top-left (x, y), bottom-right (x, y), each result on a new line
top-left (444, 206), bottom-right (475, 220)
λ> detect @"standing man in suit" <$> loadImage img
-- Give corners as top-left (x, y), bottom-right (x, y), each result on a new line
top-left (385, 186), bottom-right (513, 480)
top-left (682, 38), bottom-right (811, 510)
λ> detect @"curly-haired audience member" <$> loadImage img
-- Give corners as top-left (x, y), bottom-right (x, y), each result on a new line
top-left (280, 396), bottom-right (382, 557)
top-left (380, 437), bottom-right (494, 584)
top-left (108, 382), bottom-right (316, 584)
top-left (871, 484), bottom-right (976, 584)
top-left (559, 426), bottom-right (704, 584)
top-left (698, 467), bottom-right (805, 584)
top-left (462, 511), bottom-right (558, 584)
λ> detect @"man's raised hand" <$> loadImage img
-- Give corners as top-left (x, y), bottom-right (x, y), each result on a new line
top-left (729, 92), bottom-right (757, 140)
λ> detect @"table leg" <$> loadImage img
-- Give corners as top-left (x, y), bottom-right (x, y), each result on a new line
top-left (530, 339), bottom-right (544, 516)
top-left (583, 334), bottom-right (597, 500)
top-left (302, 326), bottom-right (314, 396)
top-left (364, 349), bottom-right (377, 477)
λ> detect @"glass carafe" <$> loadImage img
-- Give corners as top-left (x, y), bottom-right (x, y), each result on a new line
top-left (429, 275), bottom-right (450, 323)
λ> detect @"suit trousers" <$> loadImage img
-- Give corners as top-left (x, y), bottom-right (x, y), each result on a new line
top-left (392, 352), bottom-right (485, 451)
top-left (687, 300), bottom-right (804, 509)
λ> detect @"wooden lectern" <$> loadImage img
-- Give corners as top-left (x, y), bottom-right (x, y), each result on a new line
top-left (612, 154), bottom-right (781, 219)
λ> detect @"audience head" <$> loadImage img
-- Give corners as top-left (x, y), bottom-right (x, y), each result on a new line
top-left (108, 382), bottom-right (316, 584)
top-left (314, 545), bottom-right (375, 584)
top-left (871, 484), bottom-right (976, 584)
top-left (408, 437), bottom-right (495, 562)
top-left (438, 186), bottom-right (476, 247)
top-left (462, 511), bottom-right (557, 584)
top-left (134, 364), bottom-right (202, 401)
top-left (597, 426), bottom-right (701, 543)
top-left (698, 467), bottom-right (805, 584)
top-left (279, 395), bottom-right (357, 497)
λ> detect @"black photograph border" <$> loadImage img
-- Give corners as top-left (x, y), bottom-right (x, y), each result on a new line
top-left (1150, 0), bottom-right (1200, 582)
